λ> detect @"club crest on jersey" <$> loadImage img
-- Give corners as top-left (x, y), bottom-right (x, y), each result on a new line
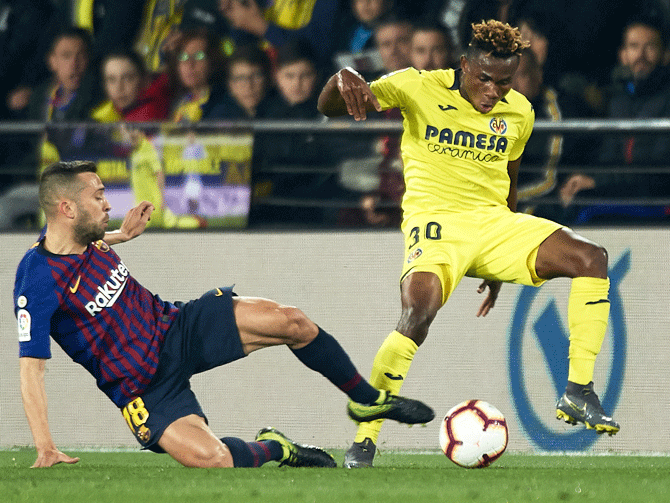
top-left (407, 248), bottom-right (423, 263)
top-left (489, 117), bottom-right (507, 135)
top-left (94, 240), bottom-right (110, 252)
top-left (85, 262), bottom-right (130, 315)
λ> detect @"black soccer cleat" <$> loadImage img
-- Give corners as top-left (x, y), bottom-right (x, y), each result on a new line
top-left (255, 427), bottom-right (337, 467)
top-left (347, 390), bottom-right (435, 425)
top-left (343, 438), bottom-right (377, 468)
top-left (556, 381), bottom-right (620, 435)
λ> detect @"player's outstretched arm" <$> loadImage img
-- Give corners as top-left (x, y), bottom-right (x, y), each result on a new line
top-left (317, 67), bottom-right (382, 121)
top-left (105, 201), bottom-right (155, 245)
top-left (476, 280), bottom-right (502, 317)
top-left (20, 357), bottom-right (80, 468)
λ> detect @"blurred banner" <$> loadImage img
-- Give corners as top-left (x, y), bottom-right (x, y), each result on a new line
top-left (43, 124), bottom-right (253, 228)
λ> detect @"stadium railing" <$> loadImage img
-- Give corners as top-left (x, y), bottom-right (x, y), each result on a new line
top-left (0, 118), bottom-right (669, 229)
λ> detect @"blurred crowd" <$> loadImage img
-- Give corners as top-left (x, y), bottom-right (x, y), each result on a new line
top-left (1, 0), bottom-right (670, 228)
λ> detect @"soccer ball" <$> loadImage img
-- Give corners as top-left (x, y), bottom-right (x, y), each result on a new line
top-left (439, 400), bottom-right (508, 468)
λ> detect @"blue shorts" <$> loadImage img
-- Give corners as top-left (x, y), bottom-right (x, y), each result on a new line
top-left (121, 287), bottom-right (246, 452)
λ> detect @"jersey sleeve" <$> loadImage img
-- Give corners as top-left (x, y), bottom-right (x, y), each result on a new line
top-left (14, 253), bottom-right (57, 359)
top-left (508, 100), bottom-right (535, 162)
top-left (370, 67), bottom-right (423, 111)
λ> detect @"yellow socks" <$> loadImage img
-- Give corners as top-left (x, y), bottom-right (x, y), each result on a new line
top-left (354, 331), bottom-right (418, 444)
top-left (567, 277), bottom-right (610, 385)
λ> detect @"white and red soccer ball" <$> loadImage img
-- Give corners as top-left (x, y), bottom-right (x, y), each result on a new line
top-left (439, 400), bottom-right (508, 468)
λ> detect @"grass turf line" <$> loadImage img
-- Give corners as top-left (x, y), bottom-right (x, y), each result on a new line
top-left (1, 449), bottom-right (668, 503)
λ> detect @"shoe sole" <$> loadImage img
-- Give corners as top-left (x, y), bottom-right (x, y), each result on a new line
top-left (556, 409), bottom-right (620, 436)
top-left (343, 460), bottom-right (373, 468)
top-left (347, 403), bottom-right (434, 425)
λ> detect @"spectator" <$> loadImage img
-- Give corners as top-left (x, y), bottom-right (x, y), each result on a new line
top-left (510, 49), bottom-right (561, 218)
top-left (91, 50), bottom-right (171, 122)
top-left (217, 0), bottom-right (340, 69)
top-left (373, 16), bottom-right (413, 76)
top-left (338, 17), bottom-right (413, 227)
top-left (331, 0), bottom-right (395, 79)
top-left (168, 28), bottom-right (227, 122)
top-left (252, 41), bottom-right (341, 225)
top-left (559, 10), bottom-right (670, 222)
top-left (409, 22), bottom-right (455, 71)
top-left (89, 51), bottom-right (205, 230)
top-left (207, 44), bottom-right (277, 119)
top-left (511, 48), bottom-right (598, 224)
top-left (0, 0), bottom-right (61, 211)
top-left (26, 27), bottom-right (97, 122)
top-left (333, 0), bottom-right (394, 53)
top-left (0, 0), bottom-right (60, 119)
top-left (342, 20), bottom-right (456, 227)
top-left (66, 0), bottom-right (146, 65)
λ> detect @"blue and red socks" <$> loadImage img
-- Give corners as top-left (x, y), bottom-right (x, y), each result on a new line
top-left (220, 437), bottom-right (284, 467)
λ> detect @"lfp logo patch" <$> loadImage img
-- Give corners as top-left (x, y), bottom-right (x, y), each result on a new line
top-left (489, 117), bottom-right (507, 135)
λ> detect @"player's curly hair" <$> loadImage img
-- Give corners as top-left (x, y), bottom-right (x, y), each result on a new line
top-left (467, 19), bottom-right (530, 58)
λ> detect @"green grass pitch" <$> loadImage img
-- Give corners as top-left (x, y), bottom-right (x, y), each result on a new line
top-left (2, 449), bottom-right (668, 503)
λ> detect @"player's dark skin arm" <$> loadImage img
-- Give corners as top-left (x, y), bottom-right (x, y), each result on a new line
top-left (317, 67), bottom-right (381, 120)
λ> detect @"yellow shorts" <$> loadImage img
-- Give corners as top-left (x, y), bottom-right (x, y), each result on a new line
top-left (400, 206), bottom-right (564, 304)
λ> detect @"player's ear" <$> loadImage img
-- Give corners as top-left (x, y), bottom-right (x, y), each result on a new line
top-left (460, 55), bottom-right (468, 73)
top-left (59, 199), bottom-right (77, 219)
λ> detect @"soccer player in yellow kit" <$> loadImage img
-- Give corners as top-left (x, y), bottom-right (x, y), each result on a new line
top-left (318, 20), bottom-right (620, 468)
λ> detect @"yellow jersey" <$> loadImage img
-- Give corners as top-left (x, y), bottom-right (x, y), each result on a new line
top-left (370, 67), bottom-right (534, 217)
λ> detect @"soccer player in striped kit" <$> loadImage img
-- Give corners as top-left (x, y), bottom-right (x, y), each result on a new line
top-left (14, 160), bottom-right (434, 468)
top-left (319, 19), bottom-right (620, 468)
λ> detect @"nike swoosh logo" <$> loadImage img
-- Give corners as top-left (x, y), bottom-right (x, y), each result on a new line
top-left (585, 299), bottom-right (610, 305)
top-left (565, 396), bottom-right (587, 414)
top-left (215, 288), bottom-right (224, 297)
top-left (384, 372), bottom-right (404, 381)
top-left (438, 104), bottom-right (457, 111)
top-left (69, 276), bottom-right (81, 294)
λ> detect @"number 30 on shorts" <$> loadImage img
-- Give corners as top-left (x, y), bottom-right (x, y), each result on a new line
top-left (122, 397), bottom-right (151, 442)
top-left (409, 222), bottom-right (442, 249)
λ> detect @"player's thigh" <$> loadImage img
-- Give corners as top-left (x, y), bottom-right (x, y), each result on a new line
top-left (158, 414), bottom-right (234, 468)
top-left (233, 296), bottom-right (318, 353)
top-left (469, 210), bottom-right (562, 286)
top-left (400, 213), bottom-right (479, 305)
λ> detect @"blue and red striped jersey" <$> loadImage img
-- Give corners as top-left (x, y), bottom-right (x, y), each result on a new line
top-left (14, 239), bottom-right (179, 407)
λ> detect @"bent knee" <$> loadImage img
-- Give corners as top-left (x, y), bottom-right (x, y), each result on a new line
top-left (575, 243), bottom-right (608, 277)
top-left (276, 305), bottom-right (318, 344)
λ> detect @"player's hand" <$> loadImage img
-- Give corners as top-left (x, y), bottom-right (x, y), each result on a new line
top-left (119, 201), bottom-right (154, 240)
top-left (476, 280), bottom-right (501, 317)
top-left (32, 448), bottom-right (79, 468)
top-left (337, 67), bottom-right (382, 121)
top-left (7, 86), bottom-right (32, 111)
top-left (219, 0), bottom-right (268, 36)
top-left (105, 201), bottom-right (155, 245)
top-left (559, 174), bottom-right (595, 207)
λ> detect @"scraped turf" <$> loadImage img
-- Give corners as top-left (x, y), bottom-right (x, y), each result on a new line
top-left (2, 449), bottom-right (668, 503)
